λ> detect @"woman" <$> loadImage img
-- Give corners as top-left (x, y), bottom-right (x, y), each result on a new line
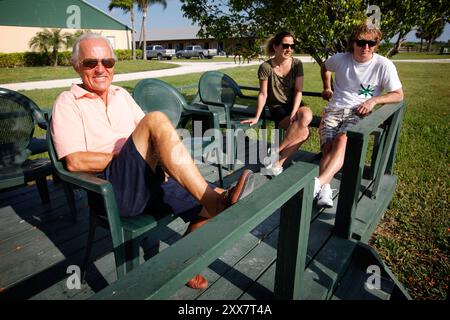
top-left (241, 31), bottom-right (312, 176)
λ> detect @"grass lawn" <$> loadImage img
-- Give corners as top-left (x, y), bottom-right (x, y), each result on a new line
top-left (22, 61), bottom-right (449, 300)
top-left (393, 52), bottom-right (450, 60)
top-left (0, 60), bottom-right (178, 84)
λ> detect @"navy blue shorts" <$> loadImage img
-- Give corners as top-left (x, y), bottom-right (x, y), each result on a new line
top-left (103, 137), bottom-right (202, 221)
top-left (269, 101), bottom-right (305, 124)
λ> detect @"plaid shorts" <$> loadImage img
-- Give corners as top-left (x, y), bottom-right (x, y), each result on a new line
top-left (319, 106), bottom-right (362, 146)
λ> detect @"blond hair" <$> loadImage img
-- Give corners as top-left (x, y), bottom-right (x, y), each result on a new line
top-left (347, 21), bottom-right (383, 52)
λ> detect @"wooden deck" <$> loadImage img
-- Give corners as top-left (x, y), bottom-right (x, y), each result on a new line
top-left (0, 142), bottom-right (405, 300)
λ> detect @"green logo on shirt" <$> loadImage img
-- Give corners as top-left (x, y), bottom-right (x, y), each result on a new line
top-left (359, 84), bottom-right (375, 97)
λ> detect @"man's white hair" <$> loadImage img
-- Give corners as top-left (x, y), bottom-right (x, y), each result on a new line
top-left (71, 33), bottom-right (117, 67)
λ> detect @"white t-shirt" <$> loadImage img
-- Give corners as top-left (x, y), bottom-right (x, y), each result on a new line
top-left (325, 52), bottom-right (402, 109)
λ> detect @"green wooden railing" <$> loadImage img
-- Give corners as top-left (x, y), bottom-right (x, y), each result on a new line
top-left (334, 101), bottom-right (406, 239)
top-left (92, 161), bottom-right (318, 300)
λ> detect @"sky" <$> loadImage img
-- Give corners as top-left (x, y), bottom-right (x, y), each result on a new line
top-left (86, 0), bottom-right (450, 43)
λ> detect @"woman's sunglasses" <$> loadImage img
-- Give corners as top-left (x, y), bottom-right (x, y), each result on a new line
top-left (81, 58), bottom-right (116, 69)
top-left (355, 39), bottom-right (377, 47)
top-left (281, 43), bottom-right (296, 50)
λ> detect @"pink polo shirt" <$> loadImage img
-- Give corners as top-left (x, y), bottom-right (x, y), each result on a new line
top-left (51, 84), bottom-right (145, 160)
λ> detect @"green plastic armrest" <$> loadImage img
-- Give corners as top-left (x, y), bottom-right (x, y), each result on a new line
top-left (186, 108), bottom-right (220, 130)
top-left (58, 170), bottom-right (114, 197)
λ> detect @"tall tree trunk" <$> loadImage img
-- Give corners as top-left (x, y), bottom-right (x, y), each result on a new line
top-left (387, 33), bottom-right (405, 58)
top-left (426, 39), bottom-right (432, 52)
top-left (131, 9), bottom-right (136, 60)
top-left (53, 49), bottom-right (58, 67)
top-left (419, 38), bottom-right (423, 52)
top-left (142, 9), bottom-right (147, 60)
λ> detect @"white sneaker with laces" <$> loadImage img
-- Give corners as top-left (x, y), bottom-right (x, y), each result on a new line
top-left (317, 183), bottom-right (334, 208)
top-left (314, 177), bottom-right (321, 199)
top-left (263, 147), bottom-right (279, 169)
top-left (268, 165), bottom-right (283, 176)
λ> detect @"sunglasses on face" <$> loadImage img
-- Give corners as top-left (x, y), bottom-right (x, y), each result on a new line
top-left (81, 58), bottom-right (116, 69)
top-left (355, 39), bottom-right (377, 47)
top-left (281, 43), bottom-right (296, 50)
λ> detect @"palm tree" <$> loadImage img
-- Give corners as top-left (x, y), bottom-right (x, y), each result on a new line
top-left (109, 0), bottom-right (136, 60)
top-left (29, 28), bottom-right (72, 66)
top-left (66, 29), bottom-right (93, 48)
top-left (136, 0), bottom-right (167, 60)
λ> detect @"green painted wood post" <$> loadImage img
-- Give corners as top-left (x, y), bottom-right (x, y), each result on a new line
top-left (366, 128), bottom-right (385, 180)
top-left (334, 134), bottom-right (369, 239)
top-left (370, 109), bottom-right (402, 198)
top-left (385, 104), bottom-right (405, 175)
top-left (274, 178), bottom-right (314, 299)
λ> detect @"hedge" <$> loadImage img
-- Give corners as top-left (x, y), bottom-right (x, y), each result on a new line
top-left (0, 49), bottom-right (144, 68)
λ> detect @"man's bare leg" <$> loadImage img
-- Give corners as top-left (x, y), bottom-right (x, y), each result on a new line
top-left (132, 111), bottom-right (225, 218)
top-left (318, 133), bottom-right (348, 185)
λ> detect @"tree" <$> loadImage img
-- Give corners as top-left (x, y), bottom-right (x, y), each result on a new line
top-left (109, 0), bottom-right (136, 60)
top-left (135, 0), bottom-right (167, 60)
top-left (414, 1), bottom-right (449, 53)
top-left (29, 28), bottom-right (72, 66)
top-left (181, 0), bottom-right (448, 62)
top-left (66, 29), bottom-right (93, 48)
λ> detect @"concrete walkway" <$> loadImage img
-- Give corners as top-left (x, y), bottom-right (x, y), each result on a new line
top-left (1, 56), bottom-right (448, 91)
top-left (0, 57), bottom-right (316, 91)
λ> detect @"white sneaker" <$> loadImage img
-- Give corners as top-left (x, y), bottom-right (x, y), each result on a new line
top-left (263, 147), bottom-right (279, 169)
top-left (314, 177), bottom-right (321, 199)
top-left (317, 184), bottom-right (334, 208)
top-left (268, 165), bottom-right (283, 176)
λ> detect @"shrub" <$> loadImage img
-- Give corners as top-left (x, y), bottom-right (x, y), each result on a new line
top-left (57, 51), bottom-right (72, 66)
top-left (114, 49), bottom-right (143, 60)
top-left (0, 53), bottom-right (25, 67)
top-left (23, 52), bottom-right (50, 67)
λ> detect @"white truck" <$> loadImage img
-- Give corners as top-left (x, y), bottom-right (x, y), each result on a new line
top-left (146, 45), bottom-right (176, 60)
top-left (175, 45), bottom-right (217, 59)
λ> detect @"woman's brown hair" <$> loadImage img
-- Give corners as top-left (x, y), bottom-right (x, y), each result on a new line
top-left (265, 31), bottom-right (296, 56)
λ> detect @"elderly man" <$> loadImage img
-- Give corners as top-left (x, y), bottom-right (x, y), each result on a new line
top-left (51, 33), bottom-right (255, 290)
top-left (315, 21), bottom-right (404, 207)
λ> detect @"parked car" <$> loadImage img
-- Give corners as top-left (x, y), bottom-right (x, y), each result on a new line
top-left (175, 45), bottom-right (217, 59)
top-left (146, 45), bottom-right (176, 60)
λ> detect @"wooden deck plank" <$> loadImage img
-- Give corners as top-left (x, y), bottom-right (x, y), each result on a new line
top-left (170, 210), bottom-right (280, 300)
top-left (197, 221), bottom-right (279, 300)
top-left (0, 138), bottom-right (397, 300)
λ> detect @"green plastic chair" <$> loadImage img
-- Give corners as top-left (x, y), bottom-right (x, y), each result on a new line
top-left (132, 78), bottom-right (223, 186)
top-left (46, 79), bottom-right (223, 281)
top-left (0, 87), bottom-right (54, 204)
top-left (47, 123), bottom-right (180, 280)
top-left (194, 71), bottom-right (264, 170)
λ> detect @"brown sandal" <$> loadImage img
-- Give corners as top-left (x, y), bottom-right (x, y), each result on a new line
top-left (186, 274), bottom-right (208, 289)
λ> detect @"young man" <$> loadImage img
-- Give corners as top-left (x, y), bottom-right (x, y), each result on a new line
top-left (315, 21), bottom-right (403, 207)
top-left (51, 33), bottom-right (255, 289)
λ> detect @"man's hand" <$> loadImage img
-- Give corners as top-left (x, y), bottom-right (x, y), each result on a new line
top-left (355, 99), bottom-right (377, 116)
top-left (322, 89), bottom-right (333, 101)
top-left (240, 117), bottom-right (259, 126)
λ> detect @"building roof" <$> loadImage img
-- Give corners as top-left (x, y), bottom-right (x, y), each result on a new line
top-left (145, 26), bottom-right (212, 41)
top-left (0, 0), bottom-right (129, 30)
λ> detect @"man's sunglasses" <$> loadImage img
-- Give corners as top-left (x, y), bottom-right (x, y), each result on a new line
top-left (355, 39), bottom-right (377, 47)
top-left (281, 43), bottom-right (296, 50)
top-left (81, 58), bottom-right (116, 69)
